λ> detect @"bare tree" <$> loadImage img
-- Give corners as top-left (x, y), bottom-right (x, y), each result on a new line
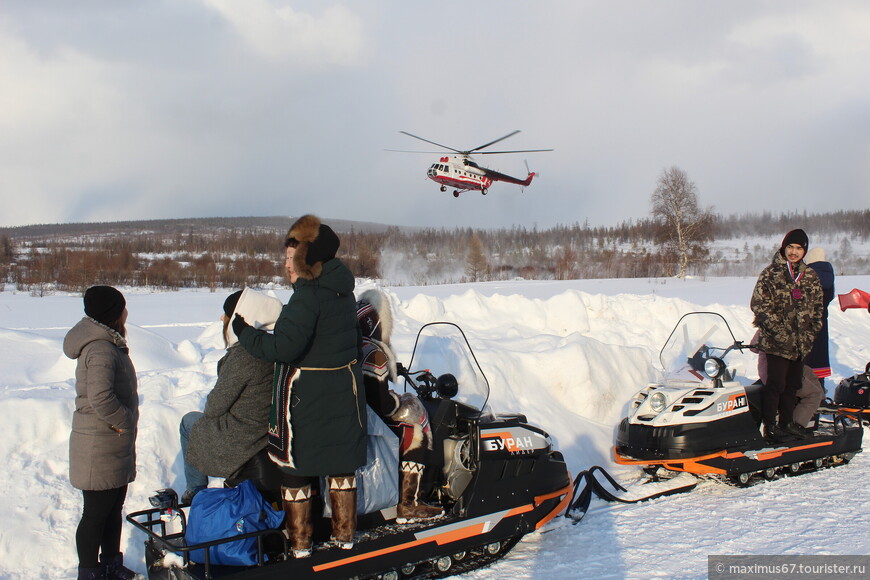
top-left (465, 234), bottom-right (489, 282)
top-left (650, 166), bottom-right (714, 278)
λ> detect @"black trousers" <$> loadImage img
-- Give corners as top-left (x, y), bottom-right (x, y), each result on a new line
top-left (76, 485), bottom-right (127, 568)
top-left (279, 472), bottom-right (355, 489)
top-left (762, 354), bottom-right (804, 426)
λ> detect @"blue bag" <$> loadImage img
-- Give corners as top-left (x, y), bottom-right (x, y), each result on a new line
top-left (185, 480), bottom-right (284, 566)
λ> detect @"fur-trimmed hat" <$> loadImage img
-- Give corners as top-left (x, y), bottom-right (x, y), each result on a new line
top-left (356, 289), bottom-right (393, 344)
top-left (780, 229), bottom-right (809, 257)
top-left (357, 288), bottom-right (397, 382)
top-left (84, 285), bottom-right (126, 326)
top-left (285, 214), bottom-right (340, 280)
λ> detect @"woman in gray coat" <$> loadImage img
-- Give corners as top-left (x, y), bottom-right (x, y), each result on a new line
top-left (179, 290), bottom-right (275, 503)
top-left (65, 286), bottom-right (140, 580)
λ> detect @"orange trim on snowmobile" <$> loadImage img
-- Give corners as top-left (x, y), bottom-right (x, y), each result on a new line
top-left (534, 481), bottom-right (574, 529)
top-left (833, 407), bottom-right (870, 418)
top-left (614, 439), bottom-right (836, 475)
top-left (613, 446), bottom-right (730, 475)
top-left (751, 440), bottom-right (833, 461)
top-left (312, 507), bottom-right (533, 572)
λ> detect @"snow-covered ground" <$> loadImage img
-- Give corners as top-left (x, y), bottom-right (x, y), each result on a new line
top-left (1, 274), bottom-right (869, 580)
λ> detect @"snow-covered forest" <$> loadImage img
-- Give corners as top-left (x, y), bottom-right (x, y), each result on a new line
top-left (1, 210), bottom-right (868, 292)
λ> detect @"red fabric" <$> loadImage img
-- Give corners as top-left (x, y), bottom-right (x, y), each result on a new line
top-left (838, 288), bottom-right (870, 311)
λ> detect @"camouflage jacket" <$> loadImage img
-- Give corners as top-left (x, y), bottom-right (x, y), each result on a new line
top-left (751, 251), bottom-right (824, 361)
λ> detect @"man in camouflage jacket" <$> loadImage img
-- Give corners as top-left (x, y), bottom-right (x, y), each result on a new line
top-left (751, 229), bottom-right (824, 441)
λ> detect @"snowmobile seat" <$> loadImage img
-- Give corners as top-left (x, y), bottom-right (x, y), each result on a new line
top-left (224, 449), bottom-right (281, 504)
top-left (745, 381), bottom-right (764, 425)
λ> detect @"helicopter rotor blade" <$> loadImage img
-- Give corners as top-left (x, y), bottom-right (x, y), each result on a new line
top-left (398, 131), bottom-right (463, 154)
top-left (474, 148), bottom-right (554, 155)
top-left (384, 149), bottom-right (452, 154)
top-left (469, 130), bottom-right (522, 153)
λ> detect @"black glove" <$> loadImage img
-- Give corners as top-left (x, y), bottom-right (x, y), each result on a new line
top-left (232, 314), bottom-right (251, 338)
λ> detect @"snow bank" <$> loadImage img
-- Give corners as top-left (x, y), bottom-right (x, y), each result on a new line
top-left (0, 275), bottom-right (868, 579)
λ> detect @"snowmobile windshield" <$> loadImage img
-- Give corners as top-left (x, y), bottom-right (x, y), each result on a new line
top-left (403, 322), bottom-right (494, 420)
top-left (658, 312), bottom-right (739, 382)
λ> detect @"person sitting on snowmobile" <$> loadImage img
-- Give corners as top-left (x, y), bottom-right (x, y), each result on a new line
top-left (751, 330), bottom-right (824, 434)
top-left (179, 290), bottom-right (279, 504)
top-left (750, 228), bottom-right (824, 442)
top-left (357, 289), bottom-right (443, 523)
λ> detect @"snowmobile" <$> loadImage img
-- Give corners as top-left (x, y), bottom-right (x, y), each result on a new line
top-left (613, 312), bottom-right (863, 486)
top-left (828, 362), bottom-right (870, 421)
top-left (127, 322), bottom-right (572, 579)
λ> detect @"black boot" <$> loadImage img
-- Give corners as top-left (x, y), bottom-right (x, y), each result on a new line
top-left (782, 422), bottom-right (811, 439)
top-left (763, 423), bottom-right (793, 443)
top-left (100, 553), bottom-right (141, 580)
top-left (76, 566), bottom-right (104, 580)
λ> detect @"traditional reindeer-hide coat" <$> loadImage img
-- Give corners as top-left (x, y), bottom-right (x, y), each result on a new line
top-left (185, 344), bottom-right (274, 478)
top-left (240, 257), bottom-right (367, 477)
top-left (751, 251), bottom-right (824, 362)
top-left (64, 317), bottom-right (139, 491)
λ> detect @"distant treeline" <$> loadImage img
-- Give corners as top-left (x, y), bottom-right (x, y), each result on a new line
top-left (1, 209), bottom-right (866, 294)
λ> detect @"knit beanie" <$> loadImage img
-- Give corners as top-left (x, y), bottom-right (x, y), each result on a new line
top-left (223, 290), bottom-right (243, 317)
top-left (780, 229), bottom-right (808, 257)
top-left (84, 286), bottom-right (126, 326)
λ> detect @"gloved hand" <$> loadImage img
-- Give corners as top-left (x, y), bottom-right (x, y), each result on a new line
top-left (232, 314), bottom-right (251, 338)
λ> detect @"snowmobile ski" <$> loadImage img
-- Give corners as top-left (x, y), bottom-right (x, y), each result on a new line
top-left (564, 465), bottom-right (697, 523)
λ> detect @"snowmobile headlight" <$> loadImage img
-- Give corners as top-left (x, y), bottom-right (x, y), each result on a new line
top-left (704, 357), bottom-right (725, 379)
top-left (649, 392), bottom-right (668, 413)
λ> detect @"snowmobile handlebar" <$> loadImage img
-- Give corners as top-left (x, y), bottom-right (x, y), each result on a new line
top-left (722, 340), bottom-right (752, 357)
top-left (395, 362), bottom-right (458, 401)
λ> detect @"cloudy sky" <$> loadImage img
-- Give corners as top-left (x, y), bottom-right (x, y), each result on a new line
top-left (1, 1), bottom-right (868, 230)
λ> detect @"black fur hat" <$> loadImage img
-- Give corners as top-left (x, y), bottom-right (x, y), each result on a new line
top-left (285, 215), bottom-right (340, 280)
top-left (84, 285), bottom-right (126, 326)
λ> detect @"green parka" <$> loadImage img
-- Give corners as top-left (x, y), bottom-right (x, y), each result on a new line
top-left (751, 251), bottom-right (824, 361)
top-left (239, 258), bottom-right (366, 477)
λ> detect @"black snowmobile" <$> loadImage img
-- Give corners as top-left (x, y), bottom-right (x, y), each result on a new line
top-left (613, 312), bottom-right (863, 486)
top-left (831, 362), bottom-right (870, 411)
top-left (127, 322), bottom-right (572, 579)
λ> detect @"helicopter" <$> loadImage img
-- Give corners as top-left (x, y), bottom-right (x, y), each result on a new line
top-left (389, 130), bottom-right (552, 197)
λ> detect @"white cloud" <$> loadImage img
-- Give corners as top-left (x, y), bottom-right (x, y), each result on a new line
top-left (201, 0), bottom-right (366, 65)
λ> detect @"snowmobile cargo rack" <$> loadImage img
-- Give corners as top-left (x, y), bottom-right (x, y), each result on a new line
top-left (126, 504), bottom-right (288, 580)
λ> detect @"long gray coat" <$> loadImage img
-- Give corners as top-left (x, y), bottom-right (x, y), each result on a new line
top-left (64, 317), bottom-right (139, 491)
top-left (185, 344), bottom-right (274, 478)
